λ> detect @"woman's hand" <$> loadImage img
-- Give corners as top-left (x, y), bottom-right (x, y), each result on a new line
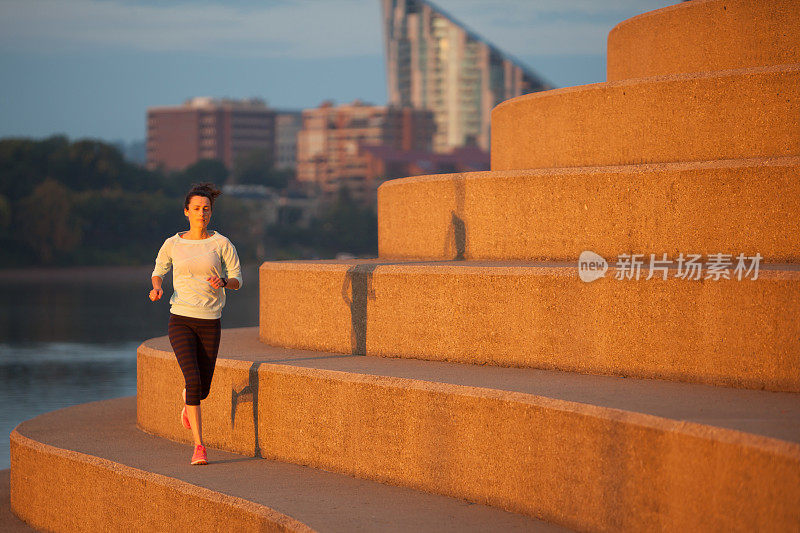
top-left (149, 288), bottom-right (163, 301)
top-left (207, 276), bottom-right (226, 289)
top-left (207, 276), bottom-right (239, 290)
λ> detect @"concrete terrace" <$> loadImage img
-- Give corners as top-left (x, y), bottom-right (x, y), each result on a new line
top-left (9, 0), bottom-right (800, 530)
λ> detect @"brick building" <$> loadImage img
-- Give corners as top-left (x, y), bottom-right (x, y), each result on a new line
top-left (146, 97), bottom-right (276, 172)
top-left (296, 100), bottom-right (435, 203)
top-left (362, 144), bottom-right (488, 185)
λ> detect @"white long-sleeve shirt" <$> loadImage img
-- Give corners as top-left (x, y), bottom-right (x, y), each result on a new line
top-left (151, 230), bottom-right (243, 319)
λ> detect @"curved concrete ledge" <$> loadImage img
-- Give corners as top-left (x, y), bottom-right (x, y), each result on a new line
top-left (12, 398), bottom-right (556, 533)
top-left (607, 0), bottom-right (800, 80)
top-left (259, 259), bottom-right (800, 392)
top-left (0, 470), bottom-right (36, 532)
top-left (10, 415), bottom-right (310, 532)
top-left (491, 64), bottom-right (800, 171)
top-left (137, 332), bottom-right (800, 531)
top-left (377, 157), bottom-right (800, 262)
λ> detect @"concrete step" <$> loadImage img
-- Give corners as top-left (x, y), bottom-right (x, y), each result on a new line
top-left (10, 397), bottom-right (562, 533)
top-left (377, 156), bottom-right (800, 263)
top-left (490, 64), bottom-right (799, 171)
top-left (258, 259), bottom-right (800, 392)
top-left (607, 0), bottom-right (800, 81)
top-left (0, 471), bottom-right (36, 532)
top-left (136, 330), bottom-right (800, 531)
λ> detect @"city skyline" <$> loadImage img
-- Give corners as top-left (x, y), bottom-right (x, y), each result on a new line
top-left (383, 0), bottom-right (551, 152)
top-left (0, 0), bottom-right (675, 143)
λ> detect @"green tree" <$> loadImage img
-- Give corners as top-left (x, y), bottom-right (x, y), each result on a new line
top-left (311, 185), bottom-right (377, 256)
top-left (210, 195), bottom-right (260, 262)
top-left (0, 138), bottom-right (54, 201)
top-left (74, 189), bottom-right (182, 247)
top-left (16, 178), bottom-right (82, 264)
top-left (47, 139), bottom-right (124, 191)
top-left (231, 149), bottom-right (290, 189)
top-left (167, 159), bottom-right (228, 196)
top-left (0, 136), bottom-right (189, 266)
top-left (0, 135), bottom-right (166, 201)
top-left (0, 194), bottom-right (10, 230)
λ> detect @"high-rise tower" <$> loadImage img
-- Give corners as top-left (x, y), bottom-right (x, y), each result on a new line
top-left (382, 0), bottom-right (551, 152)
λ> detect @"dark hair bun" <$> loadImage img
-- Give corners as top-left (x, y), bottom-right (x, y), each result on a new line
top-left (184, 182), bottom-right (222, 209)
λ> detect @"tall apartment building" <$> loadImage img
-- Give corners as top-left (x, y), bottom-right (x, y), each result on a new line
top-left (296, 100), bottom-right (434, 202)
top-left (274, 111), bottom-right (303, 171)
top-left (146, 97), bottom-right (276, 172)
top-left (383, 0), bottom-right (551, 152)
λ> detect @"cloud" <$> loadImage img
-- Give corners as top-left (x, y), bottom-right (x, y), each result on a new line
top-left (0, 0), bottom-right (382, 58)
top-left (0, 0), bottom-right (675, 59)
top-left (432, 0), bottom-right (676, 55)
top-left (433, 0), bottom-right (675, 20)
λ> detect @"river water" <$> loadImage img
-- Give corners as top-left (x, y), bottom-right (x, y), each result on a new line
top-left (0, 264), bottom-right (260, 469)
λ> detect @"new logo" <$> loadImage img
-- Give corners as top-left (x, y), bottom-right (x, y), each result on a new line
top-left (578, 250), bottom-right (608, 282)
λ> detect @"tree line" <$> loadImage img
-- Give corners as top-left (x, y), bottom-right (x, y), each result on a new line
top-left (0, 135), bottom-right (377, 268)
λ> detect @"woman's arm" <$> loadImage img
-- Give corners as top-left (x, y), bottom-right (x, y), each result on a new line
top-left (152, 239), bottom-right (173, 279)
top-left (150, 275), bottom-right (164, 301)
top-left (219, 239), bottom-right (243, 290)
top-left (206, 276), bottom-right (239, 290)
top-left (150, 238), bottom-right (171, 302)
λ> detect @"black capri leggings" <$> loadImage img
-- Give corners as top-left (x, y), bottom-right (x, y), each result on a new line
top-left (168, 313), bottom-right (221, 406)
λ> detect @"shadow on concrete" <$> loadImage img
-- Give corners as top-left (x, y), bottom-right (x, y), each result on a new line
top-left (443, 174), bottom-right (468, 260)
top-left (255, 354), bottom-right (357, 364)
top-left (230, 362), bottom-right (263, 457)
top-left (341, 264), bottom-right (379, 356)
top-left (339, 260), bottom-right (455, 357)
top-left (207, 457), bottom-right (257, 465)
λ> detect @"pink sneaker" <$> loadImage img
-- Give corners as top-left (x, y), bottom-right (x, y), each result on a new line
top-left (181, 406), bottom-right (191, 429)
top-left (191, 444), bottom-right (208, 465)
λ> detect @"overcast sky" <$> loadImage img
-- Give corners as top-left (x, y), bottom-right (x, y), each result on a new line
top-left (0, 0), bottom-right (676, 143)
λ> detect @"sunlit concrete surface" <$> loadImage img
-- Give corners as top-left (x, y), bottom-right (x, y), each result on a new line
top-left (135, 329), bottom-right (800, 531)
top-left (491, 65), bottom-right (799, 171)
top-left (259, 260), bottom-right (800, 392)
top-left (11, 397), bottom-right (563, 533)
top-left (607, 0), bottom-right (800, 80)
top-left (378, 157), bottom-right (800, 262)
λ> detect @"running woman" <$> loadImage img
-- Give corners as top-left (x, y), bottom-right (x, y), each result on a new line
top-left (149, 182), bottom-right (242, 465)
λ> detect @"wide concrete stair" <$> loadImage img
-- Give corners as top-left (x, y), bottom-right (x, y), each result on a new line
top-left (376, 157), bottom-right (800, 262)
top-left (259, 259), bottom-right (800, 392)
top-left (0, 471), bottom-right (35, 532)
top-left (9, 0), bottom-right (800, 531)
top-left (132, 331), bottom-right (798, 532)
top-left (258, 0), bottom-right (799, 528)
top-left (606, 0), bottom-right (800, 80)
top-left (12, 395), bottom-right (558, 532)
top-left (11, 330), bottom-right (798, 531)
top-left (490, 64), bottom-right (799, 171)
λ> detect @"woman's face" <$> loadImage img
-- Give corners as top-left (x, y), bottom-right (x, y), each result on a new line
top-left (184, 195), bottom-right (212, 228)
